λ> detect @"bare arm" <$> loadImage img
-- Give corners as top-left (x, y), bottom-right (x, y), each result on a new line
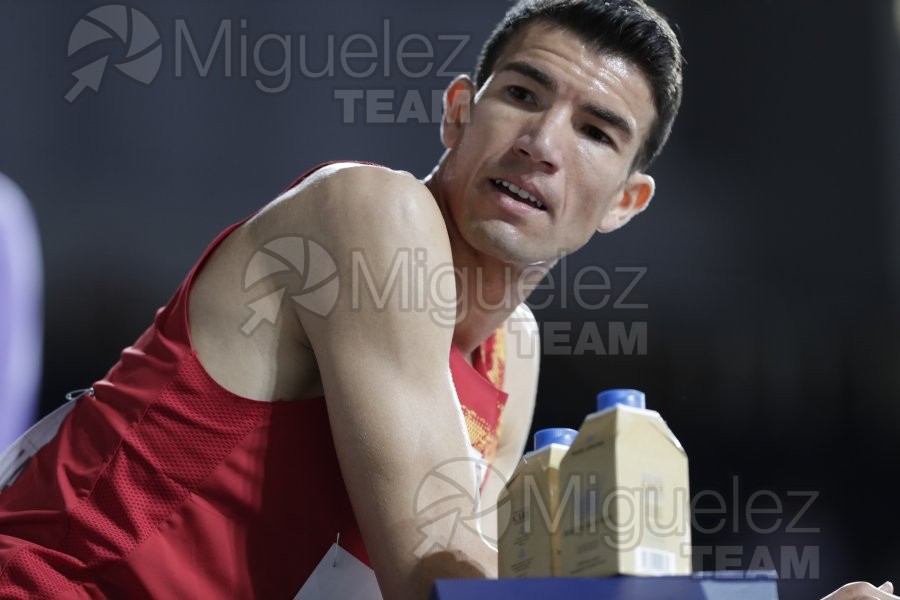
top-left (822, 581), bottom-right (897, 599)
top-left (479, 304), bottom-right (540, 542)
top-left (258, 164), bottom-right (496, 599)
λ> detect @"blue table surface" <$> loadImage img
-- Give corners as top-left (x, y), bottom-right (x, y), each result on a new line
top-left (431, 571), bottom-right (779, 600)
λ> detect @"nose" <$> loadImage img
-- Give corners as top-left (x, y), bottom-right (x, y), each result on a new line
top-left (512, 110), bottom-right (565, 173)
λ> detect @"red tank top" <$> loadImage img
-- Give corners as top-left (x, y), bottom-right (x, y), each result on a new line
top-left (0, 163), bottom-right (509, 599)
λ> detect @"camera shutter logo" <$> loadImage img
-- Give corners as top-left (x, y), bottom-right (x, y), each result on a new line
top-left (66, 5), bottom-right (162, 102)
top-left (412, 457), bottom-right (511, 557)
top-left (241, 236), bottom-right (340, 336)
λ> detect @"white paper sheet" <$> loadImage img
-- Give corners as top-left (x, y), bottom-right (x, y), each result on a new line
top-left (293, 543), bottom-right (382, 600)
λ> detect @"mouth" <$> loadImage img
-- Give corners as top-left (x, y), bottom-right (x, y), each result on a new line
top-left (491, 178), bottom-right (547, 211)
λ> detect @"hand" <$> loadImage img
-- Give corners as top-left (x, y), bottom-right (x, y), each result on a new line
top-left (822, 581), bottom-right (898, 599)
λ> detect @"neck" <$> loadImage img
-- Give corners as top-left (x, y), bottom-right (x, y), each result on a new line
top-left (423, 153), bottom-right (552, 356)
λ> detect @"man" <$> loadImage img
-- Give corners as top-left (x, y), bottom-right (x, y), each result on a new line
top-left (0, 1), bottom-right (893, 599)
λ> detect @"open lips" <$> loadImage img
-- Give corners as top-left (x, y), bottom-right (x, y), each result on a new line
top-left (492, 179), bottom-right (546, 210)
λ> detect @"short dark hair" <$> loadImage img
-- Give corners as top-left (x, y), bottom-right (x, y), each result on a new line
top-left (474, 0), bottom-right (684, 172)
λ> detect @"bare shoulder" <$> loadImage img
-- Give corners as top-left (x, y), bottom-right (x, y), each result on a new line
top-left (246, 162), bottom-right (444, 245)
top-left (504, 303), bottom-right (541, 374)
top-left (291, 162), bottom-right (422, 201)
top-left (256, 162), bottom-right (458, 360)
top-left (499, 303), bottom-right (540, 438)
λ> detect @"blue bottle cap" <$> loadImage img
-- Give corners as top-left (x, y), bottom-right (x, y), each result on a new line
top-left (533, 428), bottom-right (578, 451)
top-left (596, 389), bottom-right (646, 411)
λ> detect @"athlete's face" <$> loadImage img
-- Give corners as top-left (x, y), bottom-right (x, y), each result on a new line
top-left (439, 21), bottom-right (658, 266)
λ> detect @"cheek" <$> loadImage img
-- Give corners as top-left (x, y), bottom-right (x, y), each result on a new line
top-left (467, 102), bottom-right (520, 148)
top-left (452, 118), bottom-right (508, 185)
top-left (568, 186), bottom-right (612, 233)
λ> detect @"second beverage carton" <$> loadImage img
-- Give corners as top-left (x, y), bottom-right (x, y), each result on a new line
top-left (557, 389), bottom-right (692, 577)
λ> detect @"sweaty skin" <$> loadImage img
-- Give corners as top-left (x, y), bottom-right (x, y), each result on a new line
top-left (187, 20), bottom-right (659, 600)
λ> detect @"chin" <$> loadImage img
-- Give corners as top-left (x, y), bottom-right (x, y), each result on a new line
top-left (466, 222), bottom-right (553, 266)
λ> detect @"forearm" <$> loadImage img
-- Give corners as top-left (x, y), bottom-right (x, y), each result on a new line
top-left (350, 443), bottom-right (499, 599)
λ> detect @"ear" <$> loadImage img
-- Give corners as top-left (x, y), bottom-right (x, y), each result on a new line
top-left (440, 75), bottom-right (476, 150)
top-left (597, 172), bottom-right (655, 233)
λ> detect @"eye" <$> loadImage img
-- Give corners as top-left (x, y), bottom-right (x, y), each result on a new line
top-left (506, 85), bottom-right (536, 105)
top-left (583, 124), bottom-right (613, 145)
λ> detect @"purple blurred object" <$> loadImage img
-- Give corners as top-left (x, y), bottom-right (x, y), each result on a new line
top-left (431, 572), bottom-right (780, 600)
top-left (0, 173), bottom-right (43, 449)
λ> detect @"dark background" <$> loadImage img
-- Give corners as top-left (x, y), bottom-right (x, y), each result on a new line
top-left (1, 0), bottom-right (898, 596)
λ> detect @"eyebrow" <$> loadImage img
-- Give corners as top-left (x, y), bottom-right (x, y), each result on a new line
top-left (497, 60), bottom-right (635, 143)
